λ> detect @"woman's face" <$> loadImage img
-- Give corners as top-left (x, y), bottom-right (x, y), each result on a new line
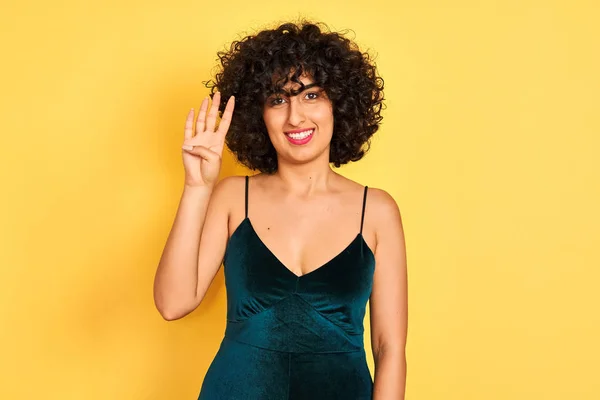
top-left (262, 74), bottom-right (334, 167)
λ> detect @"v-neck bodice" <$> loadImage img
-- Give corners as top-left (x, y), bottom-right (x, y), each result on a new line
top-left (221, 176), bottom-right (375, 348)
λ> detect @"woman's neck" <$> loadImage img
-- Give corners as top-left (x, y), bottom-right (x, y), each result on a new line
top-left (272, 161), bottom-right (337, 196)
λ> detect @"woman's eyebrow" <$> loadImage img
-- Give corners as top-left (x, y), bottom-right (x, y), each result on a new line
top-left (276, 83), bottom-right (320, 97)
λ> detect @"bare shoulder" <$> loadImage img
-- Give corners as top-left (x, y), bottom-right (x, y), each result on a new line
top-left (366, 187), bottom-right (401, 218)
top-left (334, 176), bottom-right (401, 221)
top-left (209, 175), bottom-right (248, 210)
top-left (364, 187), bottom-right (403, 242)
top-left (213, 175), bottom-right (246, 200)
top-left (214, 174), bottom-right (247, 194)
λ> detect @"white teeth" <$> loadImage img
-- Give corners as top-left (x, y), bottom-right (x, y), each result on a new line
top-left (286, 129), bottom-right (314, 139)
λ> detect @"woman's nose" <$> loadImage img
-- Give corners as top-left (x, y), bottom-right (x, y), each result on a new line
top-left (287, 98), bottom-right (306, 126)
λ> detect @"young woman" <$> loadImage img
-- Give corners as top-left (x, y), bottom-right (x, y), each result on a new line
top-left (154, 21), bottom-right (407, 400)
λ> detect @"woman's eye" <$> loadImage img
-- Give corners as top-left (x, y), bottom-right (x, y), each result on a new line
top-left (270, 97), bottom-right (285, 106)
top-left (305, 92), bottom-right (319, 100)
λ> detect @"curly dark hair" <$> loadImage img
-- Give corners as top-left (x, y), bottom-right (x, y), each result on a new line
top-left (205, 20), bottom-right (385, 174)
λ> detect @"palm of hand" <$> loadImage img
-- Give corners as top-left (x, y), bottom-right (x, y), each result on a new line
top-left (181, 92), bottom-right (235, 187)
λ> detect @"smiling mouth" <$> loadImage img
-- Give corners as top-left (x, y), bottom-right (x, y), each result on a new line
top-left (284, 128), bottom-right (314, 140)
top-left (284, 128), bottom-right (315, 145)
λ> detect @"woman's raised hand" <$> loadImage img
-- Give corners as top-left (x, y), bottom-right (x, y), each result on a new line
top-left (181, 92), bottom-right (235, 188)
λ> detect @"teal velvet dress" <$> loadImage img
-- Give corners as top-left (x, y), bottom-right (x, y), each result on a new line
top-left (198, 176), bottom-right (375, 399)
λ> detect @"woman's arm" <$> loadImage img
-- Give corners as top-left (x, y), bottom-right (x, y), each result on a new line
top-left (368, 189), bottom-right (408, 399)
top-left (153, 94), bottom-right (236, 321)
top-left (153, 178), bottom-right (234, 321)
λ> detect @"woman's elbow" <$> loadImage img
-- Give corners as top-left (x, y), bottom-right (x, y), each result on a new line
top-left (154, 295), bottom-right (199, 321)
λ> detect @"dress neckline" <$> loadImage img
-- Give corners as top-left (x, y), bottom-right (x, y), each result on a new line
top-left (227, 217), bottom-right (374, 279)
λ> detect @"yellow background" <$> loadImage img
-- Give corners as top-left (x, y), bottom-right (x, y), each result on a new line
top-left (1, 0), bottom-right (599, 399)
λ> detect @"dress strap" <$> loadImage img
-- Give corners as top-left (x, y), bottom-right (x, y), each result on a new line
top-left (360, 186), bottom-right (368, 234)
top-left (244, 175), bottom-right (249, 219)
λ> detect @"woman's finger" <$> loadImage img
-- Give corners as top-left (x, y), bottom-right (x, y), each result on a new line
top-left (195, 97), bottom-right (209, 135)
top-left (217, 95), bottom-right (235, 136)
top-left (184, 108), bottom-right (194, 140)
top-left (205, 92), bottom-right (221, 132)
top-left (182, 144), bottom-right (220, 162)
